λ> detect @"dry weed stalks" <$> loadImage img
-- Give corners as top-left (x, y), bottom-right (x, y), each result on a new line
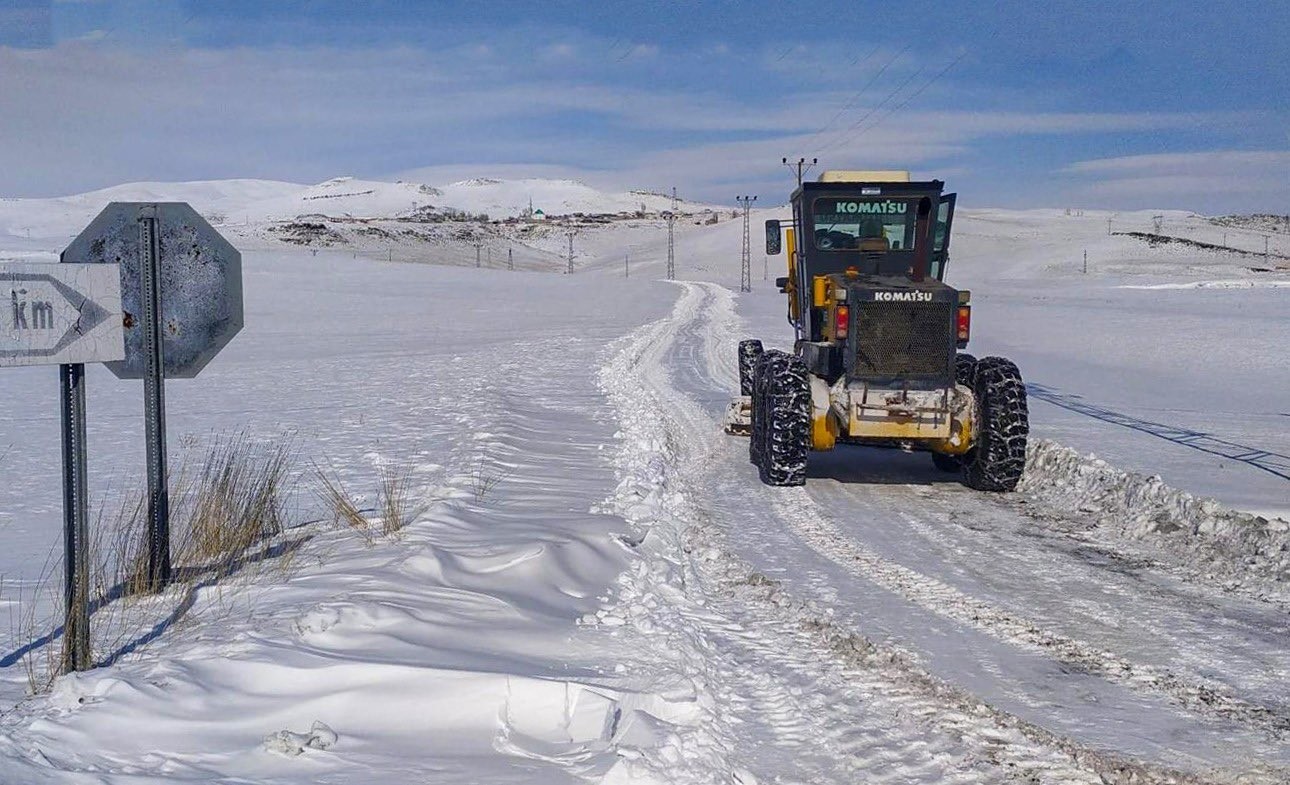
top-left (14, 433), bottom-right (305, 690)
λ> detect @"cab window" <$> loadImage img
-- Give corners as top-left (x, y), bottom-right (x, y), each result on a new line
top-left (812, 198), bottom-right (916, 252)
top-left (934, 199), bottom-right (951, 252)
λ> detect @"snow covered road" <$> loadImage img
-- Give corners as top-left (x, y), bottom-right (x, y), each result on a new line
top-left (601, 278), bottom-right (1290, 783)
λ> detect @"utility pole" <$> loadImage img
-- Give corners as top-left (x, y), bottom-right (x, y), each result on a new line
top-left (474, 239), bottom-right (482, 268)
top-left (625, 253), bottom-right (629, 278)
top-left (508, 246), bottom-right (514, 271)
top-left (1107, 215), bottom-right (1113, 236)
top-left (782, 157), bottom-right (818, 187)
top-left (737, 195), bottom-right (756, 293)
top-left (666, 186), bottom-right (676, 280)
top-left (763, 254), bottom-right (768, 281)
top-left (566, 230), bottom-right (576, 274)
top-left (1083, 249), bottom-right (1088, 274)
top-left (487, 247), bottom-right (492, 268)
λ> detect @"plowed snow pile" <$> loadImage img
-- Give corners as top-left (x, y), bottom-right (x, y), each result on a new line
top-left (1021, 440), bottom-right (1290, 605)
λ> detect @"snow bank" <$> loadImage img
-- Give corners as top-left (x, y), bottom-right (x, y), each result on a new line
top-left (1021, 439), bottom-right (1290, 603)
top-left (1118, 280), bottom-right (1290, 289)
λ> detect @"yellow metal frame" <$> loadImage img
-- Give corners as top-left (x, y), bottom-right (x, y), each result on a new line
top-left (785, 227), bottom-right (800, 322)
top-left (811, 414), bottom-right (838, 450)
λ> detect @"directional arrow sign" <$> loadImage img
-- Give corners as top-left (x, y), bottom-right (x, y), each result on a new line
top-left (0, 262), bottom-right (124, 367)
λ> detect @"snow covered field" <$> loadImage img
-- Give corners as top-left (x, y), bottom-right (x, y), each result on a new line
top-left (0, 179), bottom-right (1287, 783)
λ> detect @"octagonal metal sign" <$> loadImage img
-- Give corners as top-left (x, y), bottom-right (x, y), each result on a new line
top-left (62, 202), bottom-right (243, 379)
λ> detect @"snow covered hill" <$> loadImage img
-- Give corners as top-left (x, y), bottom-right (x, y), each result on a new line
top-left (433, 177), bottom-right (694, 220)
top-left (0, 176), bottom-right (718, 245)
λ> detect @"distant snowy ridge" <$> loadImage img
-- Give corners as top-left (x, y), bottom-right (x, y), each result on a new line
top-left (0, 176), bottom-right (719, 241)
top-left (1021, 440), bottom-right (1289, 605)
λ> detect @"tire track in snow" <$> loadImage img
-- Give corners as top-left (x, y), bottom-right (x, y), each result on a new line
top-left (675, 281), bottom-right (1290, 782)
top-left (766, 486), bottom-right (1289, 733)
top-left (596, 281), bottom-right (1204, 785)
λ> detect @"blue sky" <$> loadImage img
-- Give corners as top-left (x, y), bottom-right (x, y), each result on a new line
top-left (1, 0), bottom-right (1287, 211)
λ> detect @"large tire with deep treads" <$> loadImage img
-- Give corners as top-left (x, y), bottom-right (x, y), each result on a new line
top-left (932, 353), bottom-right (980, 473)
top-left (963, 356), bottom-right (1029, 491)
top-left (748, 351), bottom-right (780, 467)
top-left (738, 339), bottom-right (764, 396)
top-left (759, 352), bottom-right (811, 486)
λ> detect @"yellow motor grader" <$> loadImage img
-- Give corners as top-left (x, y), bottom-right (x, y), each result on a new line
top-left (726, 170), bottom-right (1028, 490)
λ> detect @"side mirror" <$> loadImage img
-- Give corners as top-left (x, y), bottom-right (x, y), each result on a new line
top-left (775, 276), bottom-right (789, 292)
top-left (765, 219), bottom-right (781, 255)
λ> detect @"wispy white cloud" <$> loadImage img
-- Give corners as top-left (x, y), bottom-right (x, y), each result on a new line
top-left (1061, 150), bottom-right (1290, 205)
top-left (1062, 150), bottom-right (1290, 175)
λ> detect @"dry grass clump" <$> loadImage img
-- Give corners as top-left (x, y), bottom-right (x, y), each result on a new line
top-left (314, 467), bottom-right (373, 544)
top-left (470, 459), bottom-right (510, 503)
top-left (378, 463), bottom-right (417, 535)
top-left (314, 461), bottom-right (422, 541)
top-left (14, 434), bottom-right (433, 690)
top-left (16, 433), bottom-right (303, 689)
top-left (176, 434), bottom-right (293, 569)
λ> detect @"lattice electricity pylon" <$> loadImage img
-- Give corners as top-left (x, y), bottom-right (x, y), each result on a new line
top-left (737, 195), bottom-right (757, 292)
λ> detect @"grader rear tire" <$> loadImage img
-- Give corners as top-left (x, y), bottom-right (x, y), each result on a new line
top-left (738, 339), bottom-right (764, 396)
top-left (963, 356), bottom-right (1029, 492)
top-left (749, 351), bottom-right (781, 468)
top-left (759, 352), bottom-right (811, 487)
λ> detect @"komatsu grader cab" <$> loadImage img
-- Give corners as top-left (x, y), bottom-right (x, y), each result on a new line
top-left (726, 170), bottom-right (1029, 490)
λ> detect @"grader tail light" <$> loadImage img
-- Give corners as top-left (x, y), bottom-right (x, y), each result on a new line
top-left (956, 305), bottom-right (971, 343)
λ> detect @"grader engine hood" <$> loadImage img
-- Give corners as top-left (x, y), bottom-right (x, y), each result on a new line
top-left (843, 279), bottom-right (959, 387)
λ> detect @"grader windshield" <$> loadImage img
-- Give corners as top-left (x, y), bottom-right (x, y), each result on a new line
top-left (812, 197), bottom-right (918, 252)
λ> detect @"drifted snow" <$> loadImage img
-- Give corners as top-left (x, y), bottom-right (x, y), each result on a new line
top-left (1020, 439), bottom-right (1290, 606)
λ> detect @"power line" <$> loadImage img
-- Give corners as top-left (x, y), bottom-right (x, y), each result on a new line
top-left (806, 45), bottom-right (910, 152)
top-left (817, 64), bottom-right (926, 154)
top-left (852, 49), bottom-right (970, 137)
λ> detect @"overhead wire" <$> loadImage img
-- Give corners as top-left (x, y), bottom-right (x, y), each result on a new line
top-left (804, 44), bottom-right (909, 152)
top-left (852, 48), bottom-right (971, 136)
top-left (816, 62), bottom-right (926, 154)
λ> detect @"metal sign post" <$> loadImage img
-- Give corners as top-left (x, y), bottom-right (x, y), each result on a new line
top-left (138, 209), bottom-right (171, 590)
top-left (3, 261), bottom-right (124, 673)
top-left (64, 202), bottom-right (244, 595)
top-left (59, 363), bottom-right (91, 672)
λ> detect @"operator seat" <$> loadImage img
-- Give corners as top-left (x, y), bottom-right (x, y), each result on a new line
top-left (857, 218), bottom-right (889, 252)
